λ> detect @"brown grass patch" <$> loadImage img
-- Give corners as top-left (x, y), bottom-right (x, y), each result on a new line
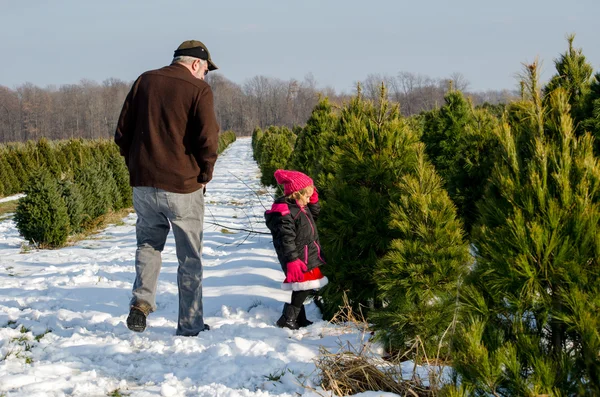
top-left (314, 346), bottom-right (434, 397)
top-left (0, 200), bottom-right (18, 218)
top-left (307, 293), bottom-right (443, 397)
top-left (67, 208), bottom-right (133, 245)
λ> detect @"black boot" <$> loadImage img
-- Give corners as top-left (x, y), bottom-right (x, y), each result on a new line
top-left (276, 303), bottom-right (300, 330)
top-left (297, 305), bottom-right (313, 328)
top-left (127, 307), bottom-right (147, 332)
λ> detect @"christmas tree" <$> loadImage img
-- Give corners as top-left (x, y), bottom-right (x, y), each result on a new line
top-left (451, 61), bottom-right (600, 395)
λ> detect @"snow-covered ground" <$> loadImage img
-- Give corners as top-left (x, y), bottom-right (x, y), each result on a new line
top-left (0, 194), bottom-right (24, 204)
top-left (0, 138), bottom-right (391, 397)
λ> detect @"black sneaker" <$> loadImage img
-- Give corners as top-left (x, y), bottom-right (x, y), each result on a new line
top-left (127, 308), bottom-right (147, 332)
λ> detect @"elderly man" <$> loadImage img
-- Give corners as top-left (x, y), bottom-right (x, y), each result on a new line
top-left (114, 40), bottom-right (220, 336)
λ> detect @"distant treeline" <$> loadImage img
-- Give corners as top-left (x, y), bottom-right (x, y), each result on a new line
top-left (0, 71), bottom-right (516, 144)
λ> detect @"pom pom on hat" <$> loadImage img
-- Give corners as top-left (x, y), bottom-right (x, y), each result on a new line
top-left (274, 169), bottom-right (314, 196)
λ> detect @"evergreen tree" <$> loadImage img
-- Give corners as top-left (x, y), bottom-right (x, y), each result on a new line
top-left (545, 34), bottom-right (594, 137)
top-left (584, 72), bottom-right (600, 152)
top-left (217, 130), bottom-right (237, 154)
top-left (286, 98), bottom-right (338, 179)
top-left (98, 162), bottom-right (121, 211)
top-left (253, 127), bottom-right (268, 163)
top-left (5, 146), bottom-right (29, 193)
top-left (63, 138), bottom-right (87, 170)
top-left (36, 138), bottom-right (61, 177)
top-left (251, 127), bottom-right (264, 160)
top-left (370, 146), bottom-right (471, 358)
top-left (107, 150), bottom-right (132, 210)
top-left (317, 86), bottom-right (424, 318)
top-left (451, 62), bottom-right (600, 395)
top-left (0, 148), bottom-right (19, 195)
top-left (421, 90), bottom-right (499, 233)
top-left (58, 177), bottom-right (85, 233)
top-left (53, 141), bottom-right (71, 175)
top-left (14, 169), bottom-right (70, 248)
top-left (75, 163), bottom-right (112, 225)
top-left (258, 128), bottom-right (294, 187)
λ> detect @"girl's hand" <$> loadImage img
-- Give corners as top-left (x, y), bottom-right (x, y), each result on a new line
top-left (285, 259), bottom-right (307, 282)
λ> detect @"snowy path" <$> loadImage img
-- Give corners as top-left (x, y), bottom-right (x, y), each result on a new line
top-left (0, 138), bottom-right (375, 397)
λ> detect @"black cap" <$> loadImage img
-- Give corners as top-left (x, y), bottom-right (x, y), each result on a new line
top-left (174, 40), bottom-right (218, 71)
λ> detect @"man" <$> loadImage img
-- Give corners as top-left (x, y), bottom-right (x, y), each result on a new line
top-left (114, 40), bottom-right (220, 336)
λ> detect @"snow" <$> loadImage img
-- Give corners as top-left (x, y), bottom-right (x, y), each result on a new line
top-left (0, 138), bottom-right (399, 397)
top-left (0, 194), bottom-right (24, 204)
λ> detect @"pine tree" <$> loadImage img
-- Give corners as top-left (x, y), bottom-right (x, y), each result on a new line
top-left (451, 62), bottom-right (600, 395)
top-left (421, 90), bottom-right (499, 233)
top-left (584, 72), bottom-right (600, 152)
top-left (98, 162), bottom-right (121, 211)
top-left (370, 146), bottom-right (471, 358)
top-left (14, 169), bottom-right (70, 248)
top-left (107, 149), bottom-right (132, 210)
top-left (286, 97), bottom-right (338, 179)
top-left (258, 128), bottom-right (294, 187)
top-left (317, 86), bottom-right (424, 318)
top-left (35, 138), bottom-right (61, 177)
top-left (75, 163), bottom-right (112, 226)
top-left (545, 34), bottom-right (594, 137)
top-left (5, 145), bottom-right (29, 193)
top-left (0, 148), bottom-right (19, 195)
top-left (58, 177), bottom-right (85, 233)
top-left (251, 127), bottom-right (264, 160)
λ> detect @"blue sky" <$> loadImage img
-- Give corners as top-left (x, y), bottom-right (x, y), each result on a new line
top-left (1, 0), bottom-right (598, 93)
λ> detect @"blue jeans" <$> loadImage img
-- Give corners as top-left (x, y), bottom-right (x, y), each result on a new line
top-left (130, 186), bottom-right (205, 336)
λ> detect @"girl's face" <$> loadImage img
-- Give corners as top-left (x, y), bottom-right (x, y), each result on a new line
top-left (296, 186), bottom-right (314, 207)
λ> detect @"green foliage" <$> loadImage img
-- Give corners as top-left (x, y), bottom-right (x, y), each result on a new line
top-left (4, 146), bottom-right (28, 193)
top-left (218, 130), bottom-right (237, 154)
top-left (58, 177), bottom-right (85, 233)
top-left (251, 126), bottom-right (264, 160)
top-left (14, 169), bottom-right (70, 247)
top-left (61, 138), bottom-right (89, 170)
top-left (98, 162), bottom-right (120, 211)
top-left (35, 138), bottom-right (61, 176)
top-left (370, 147), bottom-right (471, 358)
top-left (421, 91), bottom-right (499, 234)
top-left (106, 150), bottom-right (132, 210)
top-left (257, 126), bottom-right (295, 187)
top-left (452, 62), bottom-right (600, 395)
top-left (75, 163), bottom-right (113, 224)
top-left (0, 149), bottom-right (19, 196)
top-left (317, 87), bottom-right (466, 329)
top-left (545, 34), bottom-right (595, 137)
top-left (287, 98), bottom-right (338, 179)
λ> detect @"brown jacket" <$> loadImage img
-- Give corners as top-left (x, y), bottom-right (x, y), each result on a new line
top-left (114, 63), bottom-right (220, 193)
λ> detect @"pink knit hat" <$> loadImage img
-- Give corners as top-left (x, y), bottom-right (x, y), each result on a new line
top-left (274, 169), bottom-right (314, 196)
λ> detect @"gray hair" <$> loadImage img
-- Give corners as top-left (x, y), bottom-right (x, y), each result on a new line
top-left (172, 56), bottom-right (207, 66)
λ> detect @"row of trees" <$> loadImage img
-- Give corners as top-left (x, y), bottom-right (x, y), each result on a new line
top-left (253, 36), bottom-right (600, 395)
top-left (0, 70), bottom-right (515, 144)
top-left (14, 140), bottom-right (131, 247)
top-left (8, 132), bottom-right (236, 247)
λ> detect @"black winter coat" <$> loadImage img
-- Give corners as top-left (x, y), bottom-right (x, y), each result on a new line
top-left (264, 197), bottom-right (326, 275)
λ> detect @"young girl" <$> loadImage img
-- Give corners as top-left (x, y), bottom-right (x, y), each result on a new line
top-left (265, 169), bottom-right (328, 330)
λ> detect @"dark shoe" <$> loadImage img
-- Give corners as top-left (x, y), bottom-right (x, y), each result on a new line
top-left (297, 305), bottom-right (313, 328)
top-left (127, 308), bottom-right (147, 332)
top-left (276, 303), bottom-right (300, 330)
top-left (202, 324), bottom-right (210, 331)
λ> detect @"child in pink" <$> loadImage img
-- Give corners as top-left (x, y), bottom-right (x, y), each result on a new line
top-left (265, 169), bottom-right (328, 329)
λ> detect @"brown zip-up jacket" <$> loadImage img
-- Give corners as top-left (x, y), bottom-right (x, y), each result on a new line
top-left (114, 63), bottom-right (220, 194)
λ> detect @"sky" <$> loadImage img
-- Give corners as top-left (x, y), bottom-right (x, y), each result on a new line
top-left (0, 139), bottom-right (441, 396)
top-left (1, 0), bottom-right (599, 94)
